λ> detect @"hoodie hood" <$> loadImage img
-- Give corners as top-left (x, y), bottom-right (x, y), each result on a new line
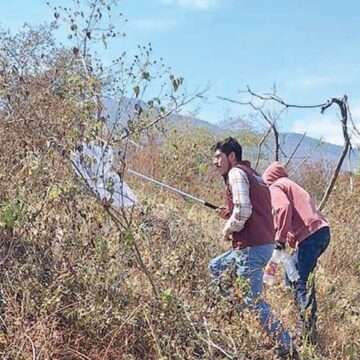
top-left (263, 161), bottom-right (288, 185)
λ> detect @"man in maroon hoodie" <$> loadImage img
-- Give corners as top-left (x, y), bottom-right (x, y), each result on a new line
top-left (209, 138), bottom-right (294, 358)
top-left (263, 162), bottom-right (330, 343)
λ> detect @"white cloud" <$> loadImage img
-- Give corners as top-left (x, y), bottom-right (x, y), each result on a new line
top-left (291, 116), bottom-right (345, 146)
top-left (289, 100), bottom-right (360, 147)
top-left (349, 105), bottom-right (360, 147)
top-left (351, 105), bottom-right (360, 120)
top-left (161, 0), bottom-right (217, 10)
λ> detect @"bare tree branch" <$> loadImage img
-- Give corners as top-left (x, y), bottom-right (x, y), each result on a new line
top-left (24, 333), bottom-right (36, 360)
top-left (254, 124), bottom-right (273, 170)
top-left (348, 145), bottom-right (354, 192)
top-left (289, 137), bottom-right (323, 177)
top-left (318, 96), bottom-right (350, 210)
top-left (218, 95), bottom-right (281, 161)
top-left (181, 303), bottom-right (235, 359)
top-left (122, 89), bottom-right (208, 141)
top-left (220, 88), bottom-right (354, 210)
top-left (285, 132), bottom-right (307, 169)
top-left (254, 120), bottom-right (278, 170)
top-left (246, 85), bottom-right (327, 109)
top-left (65, 348), bottom-right (93, 360)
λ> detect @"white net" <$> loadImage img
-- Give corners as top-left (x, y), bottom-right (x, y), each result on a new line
top-left (71, 141), bottom-right (138, 208)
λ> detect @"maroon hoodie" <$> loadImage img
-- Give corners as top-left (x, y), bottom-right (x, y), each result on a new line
top-left (263, 162), bottom-right (328, 248)
top-left (226, 161), bottom-right (275, 249)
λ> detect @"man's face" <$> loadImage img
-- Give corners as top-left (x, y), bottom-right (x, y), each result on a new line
top-left (213, 149), bottom-right (231, 176)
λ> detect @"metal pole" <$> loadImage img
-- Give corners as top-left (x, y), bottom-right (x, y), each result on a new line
top-left (128, 169), bottom-right (218, 210)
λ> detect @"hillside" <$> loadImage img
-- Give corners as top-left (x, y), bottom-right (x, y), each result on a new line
top-left (1, 11), bottom-right (359, 360)
top-left (102, 98), bottom-right (359, 170)
top-left (2, 106), bottom-right (360, 358)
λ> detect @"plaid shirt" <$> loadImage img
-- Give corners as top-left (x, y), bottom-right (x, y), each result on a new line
top-left (224, 167), bottom-right (252, 234)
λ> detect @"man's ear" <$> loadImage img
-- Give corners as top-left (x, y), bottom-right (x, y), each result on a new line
top-left (228, 151), bottom-right (236, 163)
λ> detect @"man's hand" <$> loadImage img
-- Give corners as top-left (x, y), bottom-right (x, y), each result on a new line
top-left (222, 227), bottom-right (232, 241)
top-left (217, 206), bottom-right (229, 219)
top-left (114, 158), bottom-right (127, 176)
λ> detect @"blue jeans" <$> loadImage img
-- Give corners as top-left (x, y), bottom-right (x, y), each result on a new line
top-left (287, 226), bottom-right (330, 331)
top-left (208, 244), bottom-right (291, 348)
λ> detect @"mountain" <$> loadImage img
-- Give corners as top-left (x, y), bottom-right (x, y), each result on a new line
top-left (101, 97), bottom-right (223, 133)
top-left (264, 132), bottom-right (359, 171)
top-left (101, 98), bottom-right (359, 171)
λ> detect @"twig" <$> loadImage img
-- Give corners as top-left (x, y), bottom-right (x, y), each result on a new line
top-left (66, 347), bottom-right (93, 360)
top-left (121, 90), bottom-right (207, 141)
top-left (102, 304), bottom-right (142, 340)
top-left (27, 297), bottom-right (94, 333)
top-left (203, 316), bottom-right (214, 357)
top-left (218, 95), bottom-right (281, 161)
top-left (246, 86), bottom-right (327, 109)
top-left (318, 97), bottom-right (350, 210)
top-left (219, 89), bottom-right (354, 209)
top-left (132, 239), bottom-right (160, 299)
top-left (289, 138), bottom-right (322, 177)
top-left (182, 303), bottom-right (234, 359)
top-left (347, 101), bottom-right (360, 138)
top-left (348, 146), bottom-right (354, 192)
top-left (285, 132), bottom-right (307, 168)
top-left (348, 144), bottom-right (354, 192)
top-left (101, 305), bottom-right (142, 359)
top-left (2, 43), bottom-right (24, 71)
top-left (24, 333), bottom-right (36, 360)
top-left (144, 308), bottom-right (163, 358)
top-left (254, 123), bottom-right (274, 170)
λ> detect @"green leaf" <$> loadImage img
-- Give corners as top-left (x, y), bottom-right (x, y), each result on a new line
top-left (172, 79), bottom-right (179, 92)
top-left (142, 71), bottom-right (150, 80)
top-left (0, 200), bottom-right (24, 229)
top-left (124, 232), bottom-right (134, 247)
top-left (198, 163), bottom-right (207, 175)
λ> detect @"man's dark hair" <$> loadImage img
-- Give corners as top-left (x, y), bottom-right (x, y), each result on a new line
top-left (212, 137), bottom-right (242, 161)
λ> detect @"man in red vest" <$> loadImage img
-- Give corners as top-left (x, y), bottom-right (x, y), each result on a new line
top-left (209, 137), bottom-right (294, 358)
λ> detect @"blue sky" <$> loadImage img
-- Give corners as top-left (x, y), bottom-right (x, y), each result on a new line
top-left (1, 0), bottom-right (360, 145)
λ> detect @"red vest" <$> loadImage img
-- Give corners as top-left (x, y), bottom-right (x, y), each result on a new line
top-left (225, 162), bottom-right (275, 249)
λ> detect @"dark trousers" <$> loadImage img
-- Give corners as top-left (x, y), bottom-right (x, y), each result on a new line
top-left (287, 226), bottom-right (330, 333)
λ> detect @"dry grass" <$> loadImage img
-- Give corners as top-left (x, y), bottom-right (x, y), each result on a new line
top-left (1, 14), bottom-right (360, 360)
top-left (2, 120), bottom-right (360, 359)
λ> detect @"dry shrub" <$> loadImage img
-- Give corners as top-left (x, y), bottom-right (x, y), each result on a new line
top-left (2, 83), bottom-right (360, 358)
top-left (287, 161), bottom-right (334, 203)
top-left (1, 7), bottom-right (360, 360)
